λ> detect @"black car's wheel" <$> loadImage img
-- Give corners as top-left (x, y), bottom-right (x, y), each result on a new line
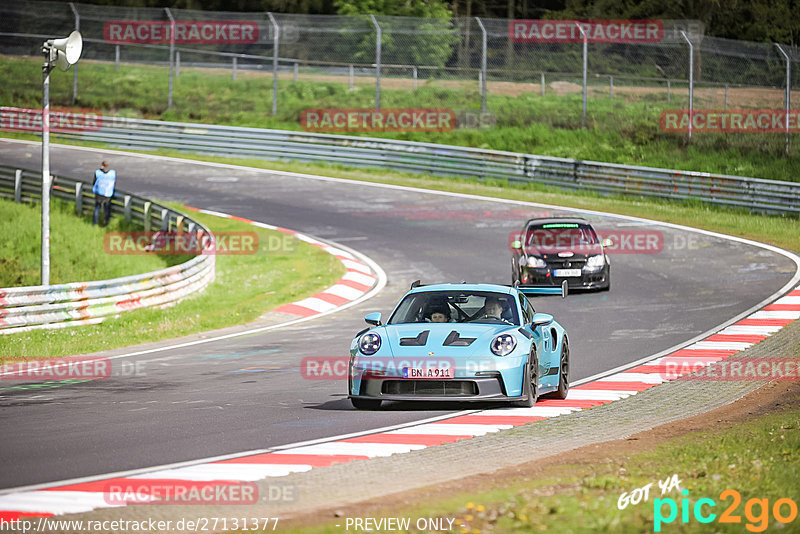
top-left (544, 340), bottom-right (570, 399)
top-left (599, 268), bottom-right (611, 291)
top-left (514, 348), bottom-right (539, 407)
top-left (351, 398), bottom-right (381, 410)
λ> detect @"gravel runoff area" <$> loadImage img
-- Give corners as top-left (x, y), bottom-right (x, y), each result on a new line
top-left (43, 317), bottom-right (800, 533)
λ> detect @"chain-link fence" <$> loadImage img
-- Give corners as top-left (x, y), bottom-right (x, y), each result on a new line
top-left (1, 0), bottom-right (798, 154)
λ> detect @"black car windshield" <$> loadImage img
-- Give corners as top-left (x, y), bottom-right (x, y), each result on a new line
top-left (525, 223), bottom-right (599, 251)
top-left (388, 291), bottom-right (520, 326)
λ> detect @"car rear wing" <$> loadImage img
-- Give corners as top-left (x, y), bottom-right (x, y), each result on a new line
top-left (517, 280), bottom-right (568, 298)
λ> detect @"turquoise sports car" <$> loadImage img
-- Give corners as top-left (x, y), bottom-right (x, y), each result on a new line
top-left (348, 282), bottom-right (569, 410)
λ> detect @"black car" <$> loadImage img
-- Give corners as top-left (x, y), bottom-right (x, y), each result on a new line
top-left (511, 217), bottom-right (610, 291)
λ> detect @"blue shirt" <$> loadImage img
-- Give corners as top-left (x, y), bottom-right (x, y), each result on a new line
top-left (93, 169), bottom-right (116, 197)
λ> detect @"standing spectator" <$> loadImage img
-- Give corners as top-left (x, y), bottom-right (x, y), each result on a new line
top-left (92, 160), bottom-right (116, 226)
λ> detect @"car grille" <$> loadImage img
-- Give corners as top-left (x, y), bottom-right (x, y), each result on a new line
top-left (545, 259), bottom-right (586, 268)
top-left (381, 380), bottom-right (479, 396)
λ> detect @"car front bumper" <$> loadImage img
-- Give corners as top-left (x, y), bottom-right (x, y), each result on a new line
top-left (521, 265), bottom-right (609, 289)
top-left (349, 376), bottom-right (526, 403)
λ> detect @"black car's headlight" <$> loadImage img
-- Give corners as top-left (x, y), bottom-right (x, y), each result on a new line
top-left (585, 254), bottom-right (605, 269)
top-left (359, 332), bottom-right (381, 355)
top-left (490, 333), bottom-right (517, 356)
top-left (526, 256), bottom-right (547, 268)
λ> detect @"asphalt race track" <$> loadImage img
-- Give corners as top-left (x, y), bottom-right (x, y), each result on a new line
top-left (0, 140), bottom-right (796, 490)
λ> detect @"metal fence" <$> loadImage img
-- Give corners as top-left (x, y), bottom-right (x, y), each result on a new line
top-left (1, 3), bottom-right (798, 132)
top-left (31, 112), bottom-right (798, 216)
top-left (0, 164), bottom-right (215, 334)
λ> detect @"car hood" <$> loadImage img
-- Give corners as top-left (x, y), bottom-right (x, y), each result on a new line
top-left (382, 323), bottom-right (518, 357)
top-left (525, 244), bottom-right (603, 259)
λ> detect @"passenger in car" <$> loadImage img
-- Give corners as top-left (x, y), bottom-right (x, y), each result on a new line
top-left (425, 304), bottom-right (452, 323)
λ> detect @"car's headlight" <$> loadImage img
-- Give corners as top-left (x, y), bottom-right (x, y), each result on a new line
top-left (586, 254), bottom-right (605, 268)
top-left (490, 334), bottom-right (517, 356)
top-left (526, 256), bottom-right (546, 268)
top-left (359, 332), bottom-right (381, 355)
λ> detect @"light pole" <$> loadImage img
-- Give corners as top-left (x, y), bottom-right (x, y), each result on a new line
top-left (41, 31), bottom-right (82, 286)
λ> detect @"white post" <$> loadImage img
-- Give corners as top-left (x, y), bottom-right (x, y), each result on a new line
top-left (143, 202), bottom-right (151, 233)
top-left (268, 12), bottom-right (279, 116)
top-left (293, 62), bottom-right (298, 82)
top-left (232, 56), bottom-right (237, 81)
top-left (75, 182), bottom-right (83, 215)
top-left (14, 169), bottom-right (22, 203)
top-left (412, 65), bottom-right (417, 89)
top-left (681, 31), bottom-right (694, 141)
top-left (165, 8), bottom-right (175, 110)
top-left (609, 75), bottom-right (613, 99)
top-left (115, 44), bottom-right (120, 71)
top-left (69, 2), bottom-right (79, 105)
top-left (41, 50), bottom-right (53, 286)
top-left (370, 15), bottom-right (381, 110)
top-left (775, 44), bottom-right (791, 157)
top-left (349, 64), bottom-right (354, 90)
top-left (541, 72), bottom-right (545, 96)
top-left (175, 50), bottom-right (180, 77)
top-left (576, 23), bottom-right (588, 128)
top-left (476, 17), bottom-right (487, 114)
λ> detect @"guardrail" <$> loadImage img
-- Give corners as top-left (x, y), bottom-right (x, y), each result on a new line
top-left (0, 164), bottom-right (215, 334)
top-left (36, 113), bottom-right (800, 216)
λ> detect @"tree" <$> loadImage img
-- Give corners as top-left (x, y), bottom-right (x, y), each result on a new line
top-left (335, 0), bottom-right (452, 18)
top-left (334, 0), bottom-right (458, 69)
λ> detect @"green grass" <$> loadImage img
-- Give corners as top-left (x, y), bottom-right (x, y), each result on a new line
top-left (0, 197), bottom-right (187, 287)
top-left (282, 396), bottom-right (800, 534)
top-left (0, 203), bottom-right (345, 358)
top-left (1, 54), bottom-right (798, 182)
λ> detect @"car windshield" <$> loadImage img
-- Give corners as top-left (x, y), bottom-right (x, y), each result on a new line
top-left (388, 291), bottom-right (520, 326)
top-left (525, 222), bottom-right (599, 251)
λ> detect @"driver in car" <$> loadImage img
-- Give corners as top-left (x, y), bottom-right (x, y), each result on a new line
top-left (483, 297), bottom-right (504, 320)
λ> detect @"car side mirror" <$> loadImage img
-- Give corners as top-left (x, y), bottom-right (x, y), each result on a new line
top-left (532, 312), bottom-right (554, 327)
top-left (365, 312), bottom-right (382, 326)
top-left (511, 240), bottom-right (522, 250)
top-left (602, 238), bottom-right (613, 248)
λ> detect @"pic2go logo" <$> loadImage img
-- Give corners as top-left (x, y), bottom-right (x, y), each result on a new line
top-left (654, 489), bottom-right (798, 532)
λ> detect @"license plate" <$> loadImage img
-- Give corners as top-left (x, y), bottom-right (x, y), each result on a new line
top-left (403, 367), bottom-right (454, 379)
top-left (553, 268), bottom-right (582, 277)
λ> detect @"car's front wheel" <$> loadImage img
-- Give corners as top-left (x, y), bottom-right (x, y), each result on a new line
top-left (351, 398), bottom-right (381, 410)
top-left (514, 348), bottom-right (539, 407)
top-left (544, 339), bottom-right (570, 400)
